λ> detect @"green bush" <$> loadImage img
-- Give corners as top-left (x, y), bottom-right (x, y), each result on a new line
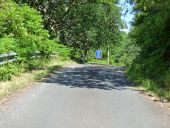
top-left (0, 0), bottom-right (56, 61)
top-left (0, 0), bottom-right (71, 81)
top-left (0, 37), bottom-right (15, 54)
top-left (122, 0), bottom-right (170, 100)
top-left (0, 63), bottom-right (24, 81)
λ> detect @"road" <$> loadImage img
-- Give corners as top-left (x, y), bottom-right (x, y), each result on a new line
top-left (0, 64), bottom-right (170, 128)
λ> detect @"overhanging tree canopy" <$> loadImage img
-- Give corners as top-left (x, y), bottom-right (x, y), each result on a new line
top-left (15, 0), bottom-right (123, 60)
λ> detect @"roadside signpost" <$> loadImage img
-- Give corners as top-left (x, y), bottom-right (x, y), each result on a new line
top-left (107, 45), bottom-right (110, 65)
top-left (96, 50), bottom-right (102, 59)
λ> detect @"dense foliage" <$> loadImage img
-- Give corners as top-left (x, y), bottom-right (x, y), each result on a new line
top-left (15, 0), bottom-right (122, 61)
top-left (0, 0), bottom-right (122, 80)
top-left (0, 0), bottom-right (69, 81)
top-left (124, 0), bottom-right (170, 99)
top-left (0, 0), bottom-right (58, 58)
top-left (113, 31), bottom-right (140, 65)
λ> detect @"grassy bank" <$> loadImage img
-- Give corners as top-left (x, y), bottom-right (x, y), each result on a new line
top-left (87, 59), bottom-right (125, 66)
top-left (127, 65), bottom-right (170, 101)
top-left (0, 56), bottom-right (76, 100)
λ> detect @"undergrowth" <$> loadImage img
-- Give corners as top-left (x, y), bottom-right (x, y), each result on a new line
top-left (127, 65), bottom-right (170, 101)
top-left (0, 56), bottom-right (75, 100)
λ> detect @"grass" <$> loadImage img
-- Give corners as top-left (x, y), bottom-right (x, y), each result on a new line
top-left (0, 56), bottom-right (76, 100)
top-left (132, 79), bottom-right (170, 102)
top-left (87, 59), bottom-right (125, 66)
top-left (126, 66), bottom-right (170, 101)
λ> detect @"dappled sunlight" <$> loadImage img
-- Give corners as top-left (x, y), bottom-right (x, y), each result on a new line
top-left (42, 65), bottom-right (132, 91)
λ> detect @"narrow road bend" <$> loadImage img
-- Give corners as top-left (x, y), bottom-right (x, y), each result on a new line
top-left (0, 64), bottom-right (170, 128)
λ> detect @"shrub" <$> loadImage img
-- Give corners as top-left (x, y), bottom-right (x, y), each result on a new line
top-left (0, 0), bottom-right (56, 61)
top-left (0, 63), bottom-right (24, 81)
top-left (0, 0), bottom-right (69, 81)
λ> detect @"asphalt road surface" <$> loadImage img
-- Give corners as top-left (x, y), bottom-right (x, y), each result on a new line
top-left (0, 64), bottom-right (170, 128)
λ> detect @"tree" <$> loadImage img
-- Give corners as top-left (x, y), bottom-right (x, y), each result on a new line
top-left (125, 0), bottom-right (170, 98)
top-left (15, 0), bottom-right (122, 61)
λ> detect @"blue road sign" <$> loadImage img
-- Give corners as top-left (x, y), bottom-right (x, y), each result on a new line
top-left (96, 50), bottom-right (102, 59)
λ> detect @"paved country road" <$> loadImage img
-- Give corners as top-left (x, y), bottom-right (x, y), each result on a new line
top-left (0, 64), bottom-right (170, 128)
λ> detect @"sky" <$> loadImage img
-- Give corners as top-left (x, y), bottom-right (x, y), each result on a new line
top-left (119, 0), bottom-right (134, 33)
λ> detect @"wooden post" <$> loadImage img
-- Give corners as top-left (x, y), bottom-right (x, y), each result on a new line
top-left (107, 45), bottom-right (110, 65)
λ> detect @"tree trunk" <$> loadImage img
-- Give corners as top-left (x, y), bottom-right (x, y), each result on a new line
top-left (59, 30), bottom-right (66, 44)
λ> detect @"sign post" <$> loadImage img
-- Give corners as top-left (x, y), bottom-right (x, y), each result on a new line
top-left (107, 45), bottom-right (110, 65)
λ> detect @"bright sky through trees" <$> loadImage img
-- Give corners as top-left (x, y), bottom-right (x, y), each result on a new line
top-left (119, 0), bottom-right (134, 33)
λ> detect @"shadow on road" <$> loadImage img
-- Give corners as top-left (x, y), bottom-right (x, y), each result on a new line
top-left (42, 65), bottom-right (133, 91)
